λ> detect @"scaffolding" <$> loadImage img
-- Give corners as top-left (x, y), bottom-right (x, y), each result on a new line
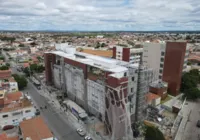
top-left (135, 52), bottom-right (154, 122)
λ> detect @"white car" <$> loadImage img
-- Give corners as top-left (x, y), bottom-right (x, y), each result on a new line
top-left (84, 135), bottom-right (93, 140)
top-left (76, 128), bottom-right (86, 137)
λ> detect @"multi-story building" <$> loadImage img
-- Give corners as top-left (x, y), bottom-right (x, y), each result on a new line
top-left (0, 91), bottom-right (36, 128)
top-left (44, 44), bottom-right (153, 139)
top-left (143, 41), bottom-right (189, 96)
top-left (113, 46), bottom-right (143, 64)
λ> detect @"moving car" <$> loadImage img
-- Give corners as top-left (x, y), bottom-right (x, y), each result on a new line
top-left (76, 128), bottom-right (86, 137)
top-left (35, 109), bottom-right (40, 115)
top-left (197, 120), bottom-right (200, 128)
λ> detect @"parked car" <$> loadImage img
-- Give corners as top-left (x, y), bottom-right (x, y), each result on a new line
top-left (84, 135), bottom-right (93, 140)
top-left (2, 125), bottom-right (14, 131)
top-left (76, 128), bottom-right (86, 136)
top-left (197, 120), bottom-right (200, 127)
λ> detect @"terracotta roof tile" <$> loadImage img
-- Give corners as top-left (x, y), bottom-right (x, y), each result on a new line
top-left (4, 91), bottom-right (22, 105)
top-left (20, 116), bottom-right (53, 140)
top-left (146, 93), bottom-right (160, 103)
top-left (0, 70), bottom-right (12, 79)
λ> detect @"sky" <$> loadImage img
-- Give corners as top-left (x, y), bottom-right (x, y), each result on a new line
top-left (0, 0), bottom-right (200, 31)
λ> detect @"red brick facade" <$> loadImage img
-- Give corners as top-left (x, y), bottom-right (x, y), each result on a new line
top-left (162, 42), bottom-right (187, 96)
top-left (149, 86), bottom-right (168, 100)
top-left (122, 48), bottom-right (130, 62)
top-left (44, 53), bottom-right (56, 84)
top-left (113, 47), bottom-right (116, 58)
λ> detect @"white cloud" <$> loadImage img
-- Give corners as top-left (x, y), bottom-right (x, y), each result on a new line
top-left (0, 0), bottom-right (199, 30)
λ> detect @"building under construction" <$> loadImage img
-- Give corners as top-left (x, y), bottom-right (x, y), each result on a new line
top-left (44, 44), bottom-right (155, 140)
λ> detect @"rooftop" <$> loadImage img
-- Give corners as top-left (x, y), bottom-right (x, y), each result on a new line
top-left (20, 116), bottom-right (53, 140)
top-left (146, 93), bottom-right (160, 103)
top-left (47, 48), bottom-right (131, 73)
top-left (150, 80), bottom-right (168, 88)
top-left (76, 48), bottom-right (113, 58)
top-left (0, 70), bottom-right (12, 80)
top-left (0, 133), bottom-right (18, 140)
top-left (4, 91), bottom-right (22, 105)
top-left (1, 98), bottom-right (32, 113)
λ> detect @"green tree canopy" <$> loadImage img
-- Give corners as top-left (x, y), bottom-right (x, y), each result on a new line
top-left (0, 56), bottom-right (5, 60)
top-left (181, 69), bottom-right (200, 100)
top-left (30, 64), bottom-right (45, 73)
top-left (145, 126), bottom-right (165, 140)
top-left (12, 74), bottom-right (27, 90)
top-left (0, 65), bottom-right (9, 70)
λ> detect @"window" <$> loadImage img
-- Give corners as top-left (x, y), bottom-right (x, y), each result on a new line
top-left (159, 69), bottom-right (163, 73)
top-left (161, 52), bottom-right (165, 56)
top-left (161, 58), bottom-right (164, 62)
top-left (159, 75), bottom-right (162, 79)
top-left (132, 77), bottom-right (134, 81)
top-left (160, 64), bottom-right (163, 68)
top-left (2, 114), bottom-right (8, 118)
top-left (25, 110), bottom-right (31, 113)
top-left (12, 112), bottom-right (21, 116)
top-left (131, 88), bottom-right (134, 92)
top-left (124, 72), bottom-right (127, 77)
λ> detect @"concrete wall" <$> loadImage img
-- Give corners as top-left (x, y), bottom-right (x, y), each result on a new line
top-left (0, 106), bottom-right (35, 128)
top-left (87, 79), bottom-right (105, 120)
top-left (143, 42), bottom-right (166, 80)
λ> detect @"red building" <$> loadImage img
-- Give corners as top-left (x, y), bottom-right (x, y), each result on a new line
top-left (162, 42), bottom-right (188, 96)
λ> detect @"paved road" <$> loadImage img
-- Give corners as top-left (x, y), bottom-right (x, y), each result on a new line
top-left (4, 55), bottom-right (81, 140)
top-left (183, 100), bottom-right (200, 140)
top-left (23, 82), bottom-right (81, 140)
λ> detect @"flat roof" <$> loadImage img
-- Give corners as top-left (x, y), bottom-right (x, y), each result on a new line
top-left (20, 116), bottom-right (53, 140)
top-left (46, 50), bottom-right (129, 73)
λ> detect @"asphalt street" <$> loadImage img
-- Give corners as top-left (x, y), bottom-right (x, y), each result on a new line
top-left (183, 100), bottom-right (200, 140)
top-left (23, 82), bottom-right (81, 140)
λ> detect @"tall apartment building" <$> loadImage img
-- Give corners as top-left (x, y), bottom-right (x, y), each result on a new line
top-left (113, 46), bottom-right (143, 64)
top-left (45, 44), bottom-right (153, 140)
top-left (143, 41), bottom-right (189, 96)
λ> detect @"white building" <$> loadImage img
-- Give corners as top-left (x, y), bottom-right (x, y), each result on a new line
top-left (0, 92), bottom-right (35, 128)
top-left (113, 46), bottom-right (143, 64)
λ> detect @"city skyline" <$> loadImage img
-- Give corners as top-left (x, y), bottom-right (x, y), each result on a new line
top-left (0, 0), bottom-right (200, 31)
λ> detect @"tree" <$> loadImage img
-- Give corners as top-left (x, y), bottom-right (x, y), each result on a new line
top-left (95, 42), bottom-right (101, 48)
top-left (19, 44), bottom-right (25, 47)
top-left (0, 65), bottom-right (9, 70)
top-left (12, 74), bottom-right (27, 90)
top-left (0, 56), bottom-right (4, 60)
top-left (184, 87), bottom-right (200, 100)
top-left (5, 63), bottom-right (10, 67)
top-left (101, 43), bottom-right (106, 47)
top-left (186, 35), bottom-right (191, 40)
top-left (181, 69), bottom-right (200, 99)
top-left (30, 64), bottom-right (38, 71)
top-left (145, 126), bottom-right (165, 140)
top-left (23, 67), bottom-right (31, 77)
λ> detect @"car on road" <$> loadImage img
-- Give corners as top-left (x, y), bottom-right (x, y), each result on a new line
top-left (84, 135), bottom-right (93, 140)
top-left (76, 128), bottom-right (86, 137)
top-left (197, 120), bottom-right (200, 127)
top-left (35, 109), bottom-right (40, 115)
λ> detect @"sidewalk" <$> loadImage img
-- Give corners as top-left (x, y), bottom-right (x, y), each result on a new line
top-left (39, 83), bottom-right (110, 140)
